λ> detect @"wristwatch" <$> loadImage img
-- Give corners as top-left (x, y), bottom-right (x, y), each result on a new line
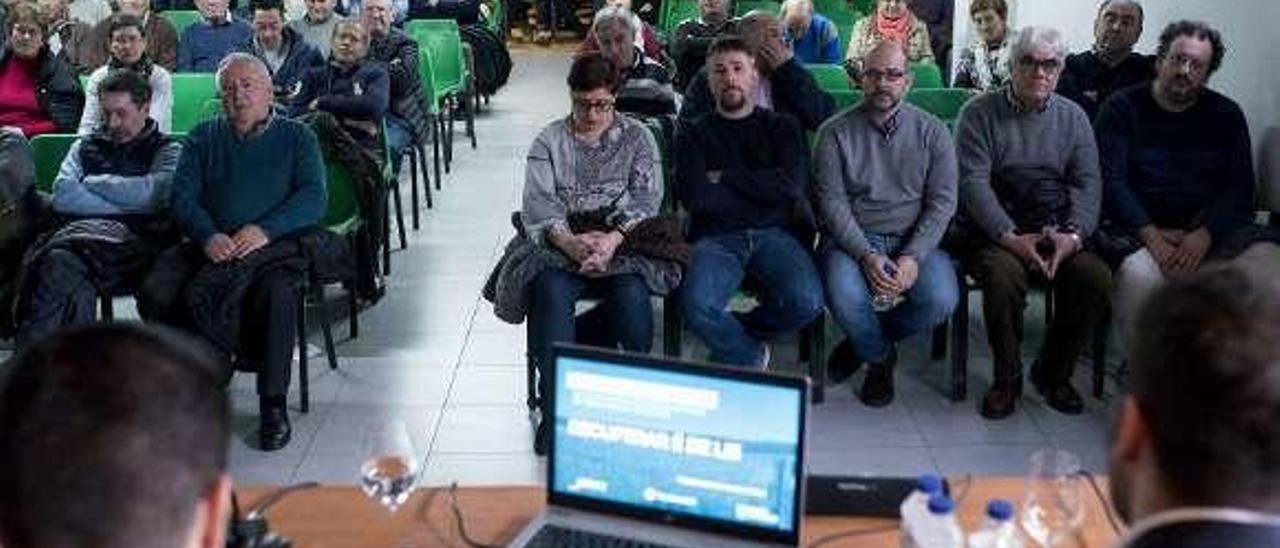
top-left (1065, 232), bottom-right (1082, 251)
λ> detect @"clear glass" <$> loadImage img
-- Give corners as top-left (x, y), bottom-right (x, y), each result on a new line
top-left (359, 420), bottom-right (420, 513)
top-left (1020, 449), bottom-right (1085, 547)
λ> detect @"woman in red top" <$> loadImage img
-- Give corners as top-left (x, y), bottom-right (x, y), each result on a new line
top-left (0, 2), bottom-right (84, 137)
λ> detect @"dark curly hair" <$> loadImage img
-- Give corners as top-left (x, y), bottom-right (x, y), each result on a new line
top-left (1156, 20), bottom-right (1225, 76)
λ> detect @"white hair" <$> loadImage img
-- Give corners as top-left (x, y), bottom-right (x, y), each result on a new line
top-left (780, 0), bottom-right (813, 17)
top-left (215, 52), bottom-right (270, 88)
top-left (592, 5), bottom-right (637, 37)
top-left (1011, 26), bottom-right (1067, 65)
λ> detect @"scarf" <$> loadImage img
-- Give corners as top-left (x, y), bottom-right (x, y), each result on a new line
top-left (875, 9), bottom-right (913, 45)
top-left (107, 53), bottom-right (155, 79)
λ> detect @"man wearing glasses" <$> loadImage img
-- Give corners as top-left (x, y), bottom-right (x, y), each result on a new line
top-left (954, 26), bottom-right (1110, 420)
top-left (813, 41), bottom-right (958, 407)
top-left (1094, 21), bottom-right (1255, 358)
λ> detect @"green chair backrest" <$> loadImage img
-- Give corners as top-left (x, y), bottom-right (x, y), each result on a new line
top-left (160, 10), bottom-right (202, 36)
top-left (405, 19), bottom-right (466, 99)
top-left (852, 0), bottom-right (873, 14)
top-left (30, 134), bottom-right (78, 194)
top-left (415, 45), bottom-right (442, 115)
top-left (660, 0), bottom-right (700, 32)
top-left (829, 88), bottom-right (863, 111)
top-left (910, 62), bottom-right (944, 89)
top-left (734, 0), bottom-right (778, 16)
top-left (906, 88), bottom-right (978, 125)
top-left (807, 64), bottom-right (850, 93)
top-left (816, 0), bottom-right (860, 26)
top-left (170, 73), bottom-right (219, 132)
top-left (322, 162), bottom-right (362, 234)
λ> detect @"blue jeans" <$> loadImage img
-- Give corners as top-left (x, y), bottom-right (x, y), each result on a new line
top-left (681, 227), bottom-right (824, 368)
top-left (384, 114), bottom-right (414, 178)
top-left (526, 269), bottom-right (653, 385)
top-left (822, 235), bottom-right (959, 363)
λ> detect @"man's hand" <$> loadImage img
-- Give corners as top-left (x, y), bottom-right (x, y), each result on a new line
top-left (1044, 231), bottom-right (1080, 280)
top-left (1000, 231), bottom-right (1049, 274)
top-left (1139, 225), bottom-right (1180, 272)
top-left (757, 37), bottom-right (794, 71)
top-left (894, 255), bottom-right (919, 291)
top-left (230, 224), bottom-right (269, 258)
top-left (204, 233), bottom-right (237, 263)
top-left (1169, 227), bottom-right (1211, 273)
top-left (860, 253), bottom-right (902, 296)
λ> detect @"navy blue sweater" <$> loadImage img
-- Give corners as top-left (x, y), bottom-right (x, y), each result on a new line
top-left (177, 17), bottom-right (253, 73)
top-left (1096, 84), bottom-right (1255, 241)
top-left (677, 108), bottom-right (808, 239)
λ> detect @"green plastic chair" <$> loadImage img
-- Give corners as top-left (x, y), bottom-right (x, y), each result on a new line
top-left (170, 73), bottom-right (219, 132)
top-left (906, 88), bottom-right (977, 122)
top-left (806, 64), bottom-right (851, 93)
top-left (660, 0), bottom-right (700, 32)
top-left (323, 162), bottom-right (363, 237)
top-left (829, 88), bottom-right (864, 111)
top-left (30, 134), bottom-right (78, 194)
top-left (910, 62), bottom-right (944, 89)
top-left (160, 10), bottom-right (202, 36)
top-left (734, 0), bottom-right (777, 16)
top-left (405, 19), bottom-right (476, 155)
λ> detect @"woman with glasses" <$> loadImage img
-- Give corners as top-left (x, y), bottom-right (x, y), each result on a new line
top-left (953, 0), bottom-right (1014, 90)
top-left (78, 13), bottom-right (172, 134)
top-left (845, 0), bottom-right (933, 75)
top-left (0, 1), bottom-right (84, 137)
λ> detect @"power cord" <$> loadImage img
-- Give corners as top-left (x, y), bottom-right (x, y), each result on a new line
top-left (1078, 470), bottom-right (1124, 535)
top-left (805, 475), bottom-right (972, 548)
top-left (449, 482), bottom-right (502, 548)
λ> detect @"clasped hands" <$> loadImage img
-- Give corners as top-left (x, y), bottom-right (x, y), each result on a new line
top-left (204, 224), bottom-right (270, 263)
top-left (1139, 225), bottom-right (1211, 274)
top-left (859, 253), bottom-right (919, 297)
top-left (555, 230), bottom-right (624, 276)
top-left (1001, 227), bottom-right (1080, 280)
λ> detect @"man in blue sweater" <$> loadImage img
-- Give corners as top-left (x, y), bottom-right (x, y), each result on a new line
top-left (177, 0), bottom-right (252, 72)
top-left (168, 53), bottom-right (325, 450)
top-left (781, 0), bottom-right (841, 65)
top-left (677, 37), bottom-right (823, 369)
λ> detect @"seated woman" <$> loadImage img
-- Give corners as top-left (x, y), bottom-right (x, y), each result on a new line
top-left (488, 53), bottom-right (679, 455)
top-left (952, 0), bottom-right (1013, 90)
top-left (0, 1), bottom-right (84, 137)
top-left (845, 0), bottom-right (933, 74)
top-left (78, 13), bottom-right (173, 135)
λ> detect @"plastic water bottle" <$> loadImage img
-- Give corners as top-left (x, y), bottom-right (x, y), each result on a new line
top-left (968, 499), bottom-right (1024, 548)
top-left (910, 495), bottom-right (964, 548)
top-left (872, 262), bottom-right (905, 312)
top-left (900, 474), bottom-right (944, 548)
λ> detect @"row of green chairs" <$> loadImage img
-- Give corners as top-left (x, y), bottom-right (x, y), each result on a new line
top-left (826, 88), bottom-right (978, 127)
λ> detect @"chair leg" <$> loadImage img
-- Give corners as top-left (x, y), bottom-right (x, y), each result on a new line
top-left (466, 91), bottom-right (477, 149)
top-left (382, 189), bottom-right (391, 276)
top-left (1092, 309), bottom-right (1110, 398)
top-left (950, 280), bottom-right (970, 402)
top-left (808, 315), bottom-right (826, 405)
top-left (930, 321), bottom-right (948, 360)
top-left (99, 294), bottom-right (114, 321)
top-left (445, 106), bottom-right (455, 172)
top-left (392, 179), bottom-right (407, 250)
top-left (296, 292), bottom-right (310, 414)
top-left (662, 295), bottom-right (681, 357)
top-left (313, 281), bottom-right (338, 371)
top-left (431, 116), bottom-right (443, 190)
top-left (409, 148), bottom-right (420, 230)
top-left (418, 143), bottom-right (433, 209)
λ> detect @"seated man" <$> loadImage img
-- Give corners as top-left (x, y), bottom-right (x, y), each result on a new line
top-left (579, 0), bottom-right (663, 64)
top-left (290, 19), bottom-right (387, 151)
top-left (667, 0), bottom-right (734, 92)
top-left (681, 11), bottom-right (834, 132)
top-left (37, 0), bottom-right (94, 73)
top-left (149, 53), bottom-right (325, 451)
top-left (235, 0), bottom-right (323, 102)
top-left (78, 13), bottom-right (173, 135)
top-left (287, 0), bottom-right (342, 57)
top-left (17, 70), bottom-right (179, 346)
top-left (678, 37), bottom-right (823, 369)
top-left (1110, 265), bottom-right (1280, 548)
top-left (362, 0), bottom-right (430, 175)
top-left (955, 26), bottom-right (1110, 419)
top-left (591, 5), bottom-right (675, 118)
top-left (781, 0), bottom-right (841, 65)
top-left (177, 0), bottom-right (252, 72)
top-left (815, 42), bottom-right (958, 406)
top-left (84, 0), bottom-right (179, 71)
top-left (0, 324), bottom-right (232, 548)
top-left (1057, 0), bottom-right (1153, 121)
top-left (1096, 20), bottom-right (1255, 350)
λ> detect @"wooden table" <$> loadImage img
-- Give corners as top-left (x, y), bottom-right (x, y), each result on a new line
top-left (239, 477), bottom-right (1121, 547)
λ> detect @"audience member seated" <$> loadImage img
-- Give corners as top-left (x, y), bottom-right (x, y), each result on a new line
top-left (0, 324), bottom-right (232, 548)
top-left (66, 0), bottom-right (108, 26)
top-left (290, 19), bottom-right (386, 150)
top-left (815, 42), bottom-right (959, 407)
top-left (780, 0), bottom-right (841, 65)
top-left (84, 0), bottom-right (179, 71)
top-left (590, 5), bottom-right (674, 118)
top-left (363, 0), bottom-right (429, 175)
top-left (177, 0), bottom-right (252, 72)
top-left (580, 0), bottom-right (663, 64)
top-left (1109, 265), bottom-right (1280, 548)
top-left (952, 0), bottom-right (1012, 90)
top-left (681, 11), bottom-right (834, 131)
top-left (78, 14), bottom-right (173, 134)
top-left (0, 2), bottom-right (84, 136)
top-left (909, 0), bottom-right (951, 75)
top-left (667, 0), bottom-right (733, 92)
top-left (17, 70), bottom-right (179, 345)
top-left (1094, 20), bottom-right (1255, 349)
top-left (846, 0), bottom-right (933, 74)
top-left (235, 0), bottom-right (323, 101)
top-left (954, 26), bottom-right (1110, 420)
top-left (288, 0), bottom-right (343, 57)
top-left (1057, 0), bottom-right (1153, 121)
top-left (678, 37), bottom-right (823, 369)
top-left (333, 0), bottom-right (407, 25)
top-left (142, 53), bottom-right (325, 451)
top-left (37, 0), bottom-right (93, 73)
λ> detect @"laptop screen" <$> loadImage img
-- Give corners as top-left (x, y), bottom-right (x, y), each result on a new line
top-left (548, 346), bottom-right (807, 544)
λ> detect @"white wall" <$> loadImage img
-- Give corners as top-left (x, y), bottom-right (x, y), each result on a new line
top-left (951, 0), bottom-right (1280, 204)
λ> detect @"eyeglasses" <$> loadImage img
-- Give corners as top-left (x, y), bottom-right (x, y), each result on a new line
top-left (1165, 53), bottom-right (1209, 75)
top-left (861, 68), bottom-right (906, 82)
top-left (572, 99), bottom-right (615, 114)
top-left (1018, 56), bottom-right (1062, 74)
top-left (10, 25), bottom-right (41, 39)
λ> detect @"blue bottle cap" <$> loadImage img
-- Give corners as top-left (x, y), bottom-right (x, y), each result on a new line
top-left (916, 474), bottom-right (942, 494)
top-left (927, 495), bottom-right (953, 515)
top-left (986, 499), bottom-right (1014, 521)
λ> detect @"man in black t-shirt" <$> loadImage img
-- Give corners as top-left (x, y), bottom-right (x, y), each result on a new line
top-left (1056, 0), bottom-right (1154, 121)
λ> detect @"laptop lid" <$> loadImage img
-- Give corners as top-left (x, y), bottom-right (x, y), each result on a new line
top-left (546, 344), bottom-right (809, 546)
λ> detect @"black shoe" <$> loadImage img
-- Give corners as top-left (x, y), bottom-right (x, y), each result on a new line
top-left (1030, 376), bottom-right (1083, 416)
top-left (259, 404), bottom-right (292, 451)
top-left (980, 375), bottom-right (1022, 420)
top-left (858, 347), bottom-right (897, 408)
top-left (826, 339), bottom-right (861, 384)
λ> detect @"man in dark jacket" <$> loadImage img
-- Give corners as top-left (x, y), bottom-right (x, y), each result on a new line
top-left (1057, 0), bottom-right (1154, 121)
top-left (678, 11), bottom-right (833, 131)
top-left (290, 19), bottom-right (387, 150)
top-left (362, 0), bottom-right (428, 176)
top-left (236, 0), bottom-right (324, 102)
top-left (668, 0), bottom-right (734, 91)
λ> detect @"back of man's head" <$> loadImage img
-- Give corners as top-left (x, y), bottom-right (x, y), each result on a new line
top-left (0, 324), bottom-right (231, 548)
top-left (1127, 265), bottom-right (1280, 510)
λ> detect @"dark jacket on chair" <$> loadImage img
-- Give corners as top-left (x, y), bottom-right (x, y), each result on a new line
top-left (0, 48), bottom-right (85, 133)
top-left (367, 28), bottom-right (432, 146)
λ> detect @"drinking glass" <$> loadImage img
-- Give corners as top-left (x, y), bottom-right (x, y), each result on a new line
top-left (359, 420), bottom-right (420, 513)
top-left (1020, 449), bottom-right (1085, 547)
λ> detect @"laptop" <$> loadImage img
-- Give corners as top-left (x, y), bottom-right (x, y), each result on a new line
top-left (509, 344), bottom-right (810, 548)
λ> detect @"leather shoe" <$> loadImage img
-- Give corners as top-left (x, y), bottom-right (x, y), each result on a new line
top-left (858, 347), bottom-right (897, 408)
top-left (980, 375), bottom-right (1022, 420)
top-left (1030, 362), bottom-right (1084, 415)
top-left (826, 339), bottom-right (861, 384)
top-left (259, 405), bottom-right (292, 451)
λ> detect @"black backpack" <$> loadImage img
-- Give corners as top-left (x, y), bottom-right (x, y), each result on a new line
top-left (459, 24), bottom-right (511, 97)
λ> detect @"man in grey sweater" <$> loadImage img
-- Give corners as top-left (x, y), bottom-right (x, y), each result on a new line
top-left (814, 41), bottom-right (958, 407)
top-left (288, 0), bottom-right (343, 57)
top-left (955, 26), bottom-right (1112, 420)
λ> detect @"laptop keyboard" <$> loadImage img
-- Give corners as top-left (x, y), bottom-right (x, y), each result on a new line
top-left (526, 525), bottom-right (681, 548)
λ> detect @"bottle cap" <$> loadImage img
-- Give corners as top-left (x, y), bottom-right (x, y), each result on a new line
top-left (927, 495), bottom-right (953, 515)
top-left (986, 499), bottom-right (1014, 521)
top-left (915, 474), bottom-right (942, 494)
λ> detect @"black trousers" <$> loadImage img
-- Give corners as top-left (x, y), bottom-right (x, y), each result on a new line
top-left (238, 267), bottom-right (304, 398)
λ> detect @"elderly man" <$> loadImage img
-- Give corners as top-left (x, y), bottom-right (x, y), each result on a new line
top-left (84, 0), bottom-right (179, 70)
top-left (781, 0), bottom-right (841, 65)
top-left (290, 19), bottom-right (386, 150)
top-left (1095, 21), bottom-right (1255, 350)
top-left (16, 70), bottom-right (179, 346)
top-left (955, 26), bottom-right (1110, 419)
top-left (591, 5), bottom-right (674, 118)
top-left (678, 37), bottom-right (823, 369)
top-left (176, 0), bottom-right (252, 72)
top-left (147, 53), bottom-right (325, 451)
top-left (362, 0), bottom-right (428, 175)
top-left (680, 11), bottom-right (834, 131)
top-left (0, 325), bottom-right (232, 548)
top-left (1109, 266), bottom-right (1280, 548)
top-left (37, 0), bottom-right (93, 73)
top-left (1057, 0), bottom-right (1154, 121)
top-left (288, 0), bottom-right (342, 56)
top-left (668, 0), bottom-right (733, 91)
top-left (815, 41), bottom-right (958, 406)
top-left (580, 0), bottom-right (663, 62)
top-left (235, 0), bottom-right (323, 100)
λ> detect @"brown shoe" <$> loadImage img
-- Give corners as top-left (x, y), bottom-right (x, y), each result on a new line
top-left (980, 375), bottom-right (1022, 420)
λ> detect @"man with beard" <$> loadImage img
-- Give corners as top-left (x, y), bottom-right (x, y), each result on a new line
top-left (1108, 264), bottom-right (1280, 548)
top-left (677, 36), bottom-right (823, 369)
top-left (1057, 0), bottom-right (1154, 121)
top-left (813, 41), bottom-right (958, 407)
top-left (1094, 20), bottom-right (1254, 353)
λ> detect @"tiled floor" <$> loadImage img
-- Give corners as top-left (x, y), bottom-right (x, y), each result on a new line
top-left (225, 47), bottom-right (1119, 488)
